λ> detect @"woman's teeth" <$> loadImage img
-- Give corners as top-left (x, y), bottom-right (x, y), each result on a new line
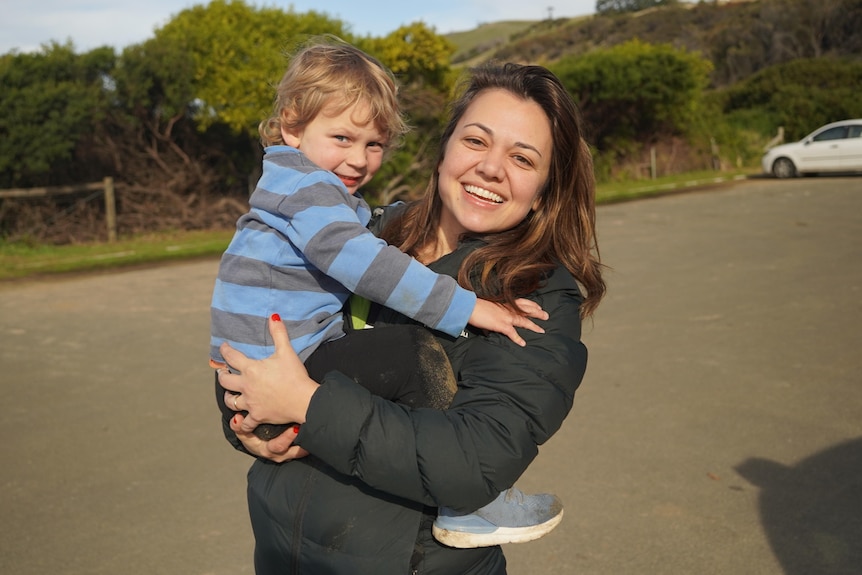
top-left (464, 185), bottom-right (503, 203)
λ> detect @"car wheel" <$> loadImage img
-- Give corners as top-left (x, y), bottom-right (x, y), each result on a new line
top-left (772, 157), bottom-right (797, 179)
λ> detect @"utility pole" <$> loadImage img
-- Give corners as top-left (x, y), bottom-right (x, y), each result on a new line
top-left (547, 6), bottom-right (554, 19)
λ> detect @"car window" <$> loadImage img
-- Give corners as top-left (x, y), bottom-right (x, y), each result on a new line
top-left (812, 126), bottom-right (848, 142)
top-left (848, 125), bottom-right (862, 138)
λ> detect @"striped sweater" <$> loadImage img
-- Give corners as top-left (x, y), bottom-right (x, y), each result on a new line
top-left (210, 146), bottom-right (476, 363)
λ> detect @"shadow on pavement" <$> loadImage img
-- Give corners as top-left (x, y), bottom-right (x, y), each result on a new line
top-left (736, 436), bottom-right (862, 574)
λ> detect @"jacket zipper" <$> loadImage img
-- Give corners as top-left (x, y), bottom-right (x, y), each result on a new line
top-left (291, 459), bottom-right (318, 574)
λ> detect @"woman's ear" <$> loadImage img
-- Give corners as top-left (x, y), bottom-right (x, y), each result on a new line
top-left (531, 189), bottom-right (544, 212)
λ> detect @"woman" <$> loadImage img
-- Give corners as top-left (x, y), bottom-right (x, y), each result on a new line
top-left (219, 62), bottom-right (606, 574)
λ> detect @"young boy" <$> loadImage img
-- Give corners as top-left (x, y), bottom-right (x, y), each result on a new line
top-left (210, 37), bottom-right (561, 548)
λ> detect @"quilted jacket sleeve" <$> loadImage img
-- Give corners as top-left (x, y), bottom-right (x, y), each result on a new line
top-left (296, 265), bottom-right (587, 511)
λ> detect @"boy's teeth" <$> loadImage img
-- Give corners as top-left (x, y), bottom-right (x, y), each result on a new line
top-left (464, 185), bottom-right (503, 203)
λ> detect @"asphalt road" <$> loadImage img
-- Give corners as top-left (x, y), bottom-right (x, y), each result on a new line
top-left (2, 177), bottom-right (860, 574)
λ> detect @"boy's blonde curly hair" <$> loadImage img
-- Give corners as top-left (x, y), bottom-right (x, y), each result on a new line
top-left (259, 36), bottom-right (409, 150)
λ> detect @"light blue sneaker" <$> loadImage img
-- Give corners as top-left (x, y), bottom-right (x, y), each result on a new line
top-left (432, 487), bottom-right (564, 548)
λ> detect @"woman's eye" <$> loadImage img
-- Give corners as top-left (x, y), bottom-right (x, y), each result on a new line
top-left (513, 154), bottom-right (533, 167)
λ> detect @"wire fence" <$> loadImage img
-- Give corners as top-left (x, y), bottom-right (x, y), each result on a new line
top-left (0, 177), bottom-right (116, 242)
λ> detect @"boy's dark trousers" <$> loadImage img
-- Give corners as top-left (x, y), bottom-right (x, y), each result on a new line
top-left (215, 324), bottom-right (456, 439)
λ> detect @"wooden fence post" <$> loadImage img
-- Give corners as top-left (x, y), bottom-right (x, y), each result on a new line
top-left (103, 176), bottom-right (117, 242)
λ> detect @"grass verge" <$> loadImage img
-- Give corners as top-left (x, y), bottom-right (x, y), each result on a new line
top-left (595, 170), bottom-right (753, 203)
top-left (0, 170), bottom-right (756, 281)
top-left (0, 229), bottom-right (233, 281)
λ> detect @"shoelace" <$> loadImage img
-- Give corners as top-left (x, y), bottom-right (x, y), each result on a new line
top-left (503, 487), bottom-right (527, 505)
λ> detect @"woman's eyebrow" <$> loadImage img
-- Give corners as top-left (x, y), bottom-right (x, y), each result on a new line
top-left (464, 122), bottom-right (543, 157)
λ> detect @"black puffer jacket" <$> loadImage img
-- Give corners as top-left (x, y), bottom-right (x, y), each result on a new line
top-left (233, 236), bottom-right (589, 574)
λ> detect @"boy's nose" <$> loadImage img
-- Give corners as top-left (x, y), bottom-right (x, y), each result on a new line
top-left (347, 146), bottom-right (367, 168)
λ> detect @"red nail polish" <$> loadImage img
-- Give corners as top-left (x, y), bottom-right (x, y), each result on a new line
top-left (271, 313), bottom-right (281, 322)
top-left (292, 425), bottom-right (300, 434)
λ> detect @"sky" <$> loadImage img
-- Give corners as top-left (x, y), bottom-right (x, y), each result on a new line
top-left (0, 0), bottom-right (597, 55)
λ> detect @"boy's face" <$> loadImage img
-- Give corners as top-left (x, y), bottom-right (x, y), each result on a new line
top-left (281, 102), bottom-right (387, 195)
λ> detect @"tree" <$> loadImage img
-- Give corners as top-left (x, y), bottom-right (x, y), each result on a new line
top-left (0, 1), bottom-right (460, 240)
top-left (99, 1), bottom-right (357, 235)
top-left (552, 40), bottom-right (713, 155)
top-left (0, 42), bottom-right (115, 188)
top-left (358, 23), bottom-right (457, 204)
top-left (151, 0), bottom-right (352, 138)
top-left (359, 23), bottom-right (455, 90)
top-left (716, 57), bottom-right (862, 141)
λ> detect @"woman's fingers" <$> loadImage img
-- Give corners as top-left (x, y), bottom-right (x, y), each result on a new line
top-left (229, 413), bottom-right (262, 449)
top-left (224, 389), bottom-right (242, 412)
top-left (230, 413), bottom-right (305, 463)
top-left (217, 365), bottom-right (243, 395)
top-left (217, 313), bottom-right (293, 397)
top-left (268, 313), bottom-right (292, 355)
top-left (267, 426), bottom-right (299, 454)
top-left (219, 313), bottom-right (319, 426)
top-left (219, 341), bottom-right (248, 379)
top-left (269, 314), bottom-right (307, 376)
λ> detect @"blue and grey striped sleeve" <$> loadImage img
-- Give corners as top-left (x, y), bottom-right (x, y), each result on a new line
top-left (255, 168), bottom-right (476, 337)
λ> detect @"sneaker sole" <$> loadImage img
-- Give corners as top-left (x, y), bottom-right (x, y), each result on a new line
top-left (432, 509), bottom-right (564, 548)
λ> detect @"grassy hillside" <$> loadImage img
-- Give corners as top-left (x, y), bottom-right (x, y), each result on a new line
top-left (444, 0), bottom-right (861, 88)
top-left (445, 20), bottom-right (538, 65)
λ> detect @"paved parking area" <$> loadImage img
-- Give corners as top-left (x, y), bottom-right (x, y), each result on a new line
top-left (2, 177), bottom-right (860, 574)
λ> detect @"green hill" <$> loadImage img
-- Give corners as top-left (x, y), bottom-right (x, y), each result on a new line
top-left (444, 0), bottom-right (861, 88)
top-left (444, 20), bottom-right (537, 64)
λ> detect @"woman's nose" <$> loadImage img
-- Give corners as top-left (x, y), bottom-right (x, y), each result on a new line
top-left (476, 151), bottom-right (504, 181)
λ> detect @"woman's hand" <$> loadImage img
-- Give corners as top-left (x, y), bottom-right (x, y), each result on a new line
top-left (229, 412), bottom-right (309, 463)
top-left (218, 313), bottom-right (320, 433)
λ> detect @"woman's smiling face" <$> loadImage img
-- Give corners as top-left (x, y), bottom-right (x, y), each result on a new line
top-left (436, 88), bottom-right (552, 241)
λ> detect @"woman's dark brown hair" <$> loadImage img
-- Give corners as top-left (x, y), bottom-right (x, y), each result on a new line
top-left (381, 62), bottom-right (605, 318)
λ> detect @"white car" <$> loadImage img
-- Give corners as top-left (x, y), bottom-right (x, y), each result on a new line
top-left (762, 119), bottom-right (862, 178)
